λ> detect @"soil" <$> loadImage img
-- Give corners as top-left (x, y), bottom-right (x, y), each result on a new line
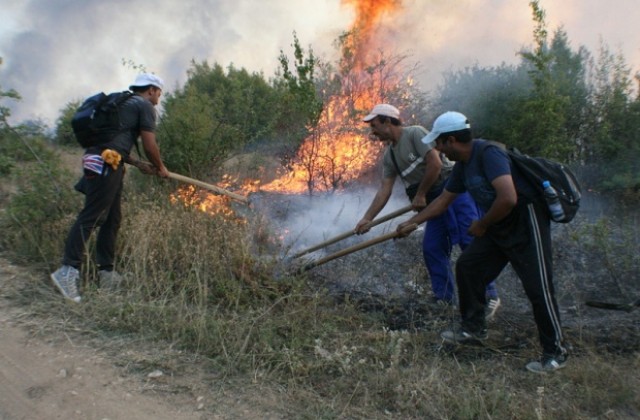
top-left (0, 257), bottom-right (283, 420)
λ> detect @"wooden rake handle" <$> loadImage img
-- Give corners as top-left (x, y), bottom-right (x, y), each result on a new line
top-left (585, 298), bottom-right (640, 312)
top-left (168, 172), bottom-right (250, 204)
top-left (291, 205), bottom-right (413, 259)
top-left (297, 223), bottom-right (417, 273)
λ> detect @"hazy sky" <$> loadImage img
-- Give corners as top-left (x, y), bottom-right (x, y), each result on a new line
top-left (1, 0), bottom-right (639, 126)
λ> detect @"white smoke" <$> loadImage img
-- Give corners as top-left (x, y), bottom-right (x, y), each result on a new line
top-left (273, 184), bottom-right (415, 257)
top-left (1, 0), bottom-right (639, 126)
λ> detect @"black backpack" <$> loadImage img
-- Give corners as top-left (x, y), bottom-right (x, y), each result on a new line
top-left (480, 141), bottom-right (582, 223)
top-left (71, 91), bottom-right (135, 148)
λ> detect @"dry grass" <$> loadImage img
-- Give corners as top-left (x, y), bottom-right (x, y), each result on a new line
top-left (1, 154), bottom-right (639, 419)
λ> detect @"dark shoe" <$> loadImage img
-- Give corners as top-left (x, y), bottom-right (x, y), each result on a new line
top-left (526, 352), bottom-right (568, 374)
top-left (98, 270), bottom-right (123, 292)
top-left (441, 326), bottom-right (488, 344)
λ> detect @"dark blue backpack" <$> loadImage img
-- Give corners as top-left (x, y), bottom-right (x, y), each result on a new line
top-left (480, 141), bottom-right (582, 223)
top-left (71, 91), bottom-right (134, 148)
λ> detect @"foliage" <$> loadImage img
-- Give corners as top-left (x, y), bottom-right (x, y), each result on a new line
top-left (515, 3), bottom-right (573, 160)
top-left (0, 124), bottom-right (57, 177)
top-left (273, 32), bottom-right (324, 143)
top-left (0, 151), bottom-right (79, 262)
top-left (159, 61), bottom-right (298, 178)
top-left (281, 29), bottom-right (427, 194)
top-left (427, 63), bottom-right (532, 144)
top-left (0, 80), bottom-right (22, 174)
top-left (427, 0), bottom-right (639, 193)
top-left (5, 201), bottom-right (640, 418)
top-left (54, 99), bottom-right (81, 147)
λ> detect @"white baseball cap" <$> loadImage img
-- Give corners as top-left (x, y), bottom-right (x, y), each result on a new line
top-left (129, 73), bottom-right (164, 90)
top-left (421, 111), bottom-right (470, 144)
top-left (363, 104), bottom-right (401, 122)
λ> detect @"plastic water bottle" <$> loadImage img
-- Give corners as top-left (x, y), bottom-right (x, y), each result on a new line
top-left (542, 180), bottom-right (565, 221)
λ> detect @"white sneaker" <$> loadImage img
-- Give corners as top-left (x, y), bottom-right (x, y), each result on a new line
top-left (486, 297), bottom-right (501, 320)
top-left (50, 265), bottom-right (81, 303)
top-left (98, 270), bottom-right (123, 292)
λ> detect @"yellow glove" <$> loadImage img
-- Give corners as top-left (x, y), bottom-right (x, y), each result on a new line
top-left (101, 149), bottom-right (122, 170)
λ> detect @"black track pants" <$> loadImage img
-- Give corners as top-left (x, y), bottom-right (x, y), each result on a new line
top-left (62, 164), bottom-right (125, 270)
top-left (455, 201), bottom-right (566, 356)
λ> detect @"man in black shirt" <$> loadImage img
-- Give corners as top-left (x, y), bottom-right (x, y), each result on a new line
top-left (51, 73), bottom-right (169, 302)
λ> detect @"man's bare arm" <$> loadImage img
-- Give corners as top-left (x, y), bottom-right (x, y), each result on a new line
top-left (412, 149), bottom-right (442, 209)
top-left (355, 176), bottom-right (394, 234)
top-left (139, 130), bottom-right (169, 178)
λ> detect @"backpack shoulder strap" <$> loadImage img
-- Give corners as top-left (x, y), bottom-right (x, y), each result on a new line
top-left (388, 147), bottom-right (408, 186)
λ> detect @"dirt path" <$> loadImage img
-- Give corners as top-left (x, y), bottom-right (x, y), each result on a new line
top-left (0, 260), bottom-right (205, 420)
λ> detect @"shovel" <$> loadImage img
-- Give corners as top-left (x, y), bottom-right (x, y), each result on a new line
top-left (291, 205), bottom-right (413, 259)
top-left (168, 172), bottom-right (250, 204)
top-left (296, 223), bottom-right (417, 274)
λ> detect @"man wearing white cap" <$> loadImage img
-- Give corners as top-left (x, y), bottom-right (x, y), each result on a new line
top-left (356, 104), bottom-right (500, 316)
top-left (50, 73), bottom-right (170, 302)
top-left (397, 111), bottom-right (568, 374)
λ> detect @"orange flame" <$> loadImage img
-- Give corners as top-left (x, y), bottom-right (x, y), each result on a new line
top-left (172, 0), bottom-right (406, 206)
top-left (170, 184), bottom-right (245, 222)
top-left (342, 0), bottom-right (403, 68)
top-left (258, 0), bottom-right (403, 195)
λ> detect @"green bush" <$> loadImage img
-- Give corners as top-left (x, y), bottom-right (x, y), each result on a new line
top-left (0, 157), bottom-right (79, 263)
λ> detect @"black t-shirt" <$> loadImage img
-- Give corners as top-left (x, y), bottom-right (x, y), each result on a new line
top-left (99, 94), bottom-right (157, 157)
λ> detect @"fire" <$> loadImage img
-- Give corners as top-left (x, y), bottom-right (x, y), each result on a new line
top-left (170, 185), bottom-right (241, 220)
top-left (258, 0), bottom-right (404, 195)
top-left (342, 0), bottom-right (403, 66)
top-left (171, 0), bottom-right (407, 212)
top-left (258, 131), bottom-right (378, 194)
top-left (343, 0), bottom-right (402, 34)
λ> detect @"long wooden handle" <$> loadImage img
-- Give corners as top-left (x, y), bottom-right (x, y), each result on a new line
top-left (585, 299), bottom-right (640, 312)
top-left (298, 223), bottom-right (417, 273)
top-left (168, 172), bottom-right (250, 204)
top-left (291, 205), bottom-right (413, 259)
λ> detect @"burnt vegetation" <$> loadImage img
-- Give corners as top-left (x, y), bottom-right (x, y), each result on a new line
top-left (1, 2), bottom-right (639, 419)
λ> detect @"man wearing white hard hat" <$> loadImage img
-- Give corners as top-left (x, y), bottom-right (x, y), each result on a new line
top-left (356, 104), bottom-right (500, 317)
top-left (397, 111), bottom-right (568, 374)
top-left (50, 73), bottom-right (170, 302)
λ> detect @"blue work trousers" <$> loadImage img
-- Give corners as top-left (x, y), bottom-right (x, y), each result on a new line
top-left (422, 191), bottom-right (498, 302)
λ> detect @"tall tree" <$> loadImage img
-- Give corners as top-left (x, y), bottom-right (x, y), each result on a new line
top-left (516, 0), bottom-right (571, 159)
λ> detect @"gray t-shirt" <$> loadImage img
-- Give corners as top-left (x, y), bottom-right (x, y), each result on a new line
top-left (382, 125), bottom-right (453, 191)
top-left (99, 94), bottom-right (157, 157)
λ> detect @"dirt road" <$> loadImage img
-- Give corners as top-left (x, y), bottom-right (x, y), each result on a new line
top-left (0, 259), bottom-right (204, 420)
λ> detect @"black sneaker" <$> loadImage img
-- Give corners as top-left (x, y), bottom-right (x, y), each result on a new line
top-left (440, 326), bottom-right (488, 344)
top-left (526, 352), bottom-right (568, 374)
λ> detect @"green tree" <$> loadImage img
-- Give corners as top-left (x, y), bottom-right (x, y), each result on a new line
top-left (159, 61), bottom-right (283, 178)
top-left (274, 32), bottom-right (324, 142)
top-left (581, 43), bottom-right (640, 191)
top-left (516, 0), bottom-right (571, 159)
top-left (0, 83), bottom-right (21, 174)
top-left (547, 28), bottom-right (590, 159)
top-left (54, 100), bottom-right (81, 147)
top-left (427, 63), bottom-right (531, 145)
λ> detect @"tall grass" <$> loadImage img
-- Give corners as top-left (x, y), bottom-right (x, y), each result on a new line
top-left (1, 153), bottom-right (639, 419)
